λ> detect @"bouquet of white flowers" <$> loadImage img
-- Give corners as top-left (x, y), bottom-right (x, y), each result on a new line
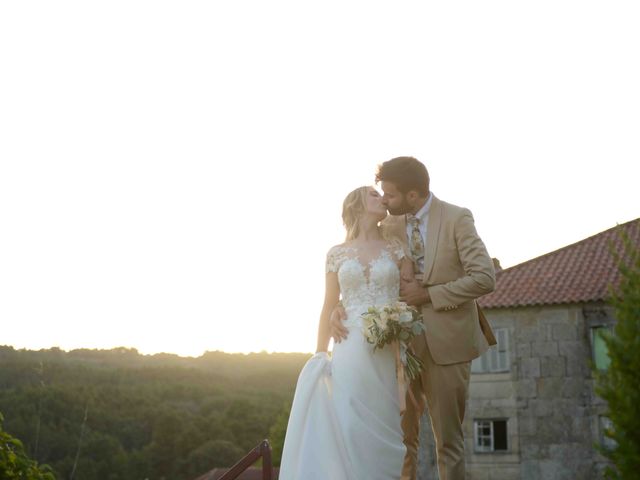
top-left (361, 301), bottom-right (425, 414)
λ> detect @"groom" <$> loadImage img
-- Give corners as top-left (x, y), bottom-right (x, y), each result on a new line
top-left (331, 156), bottom-right (496, 480)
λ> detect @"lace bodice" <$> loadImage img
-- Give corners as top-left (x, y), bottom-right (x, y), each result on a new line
top-left (326, 243), bottom-right (405, 327)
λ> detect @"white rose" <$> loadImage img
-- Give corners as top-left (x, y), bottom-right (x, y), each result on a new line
top-left (378, 311), bottom-right (389, 329)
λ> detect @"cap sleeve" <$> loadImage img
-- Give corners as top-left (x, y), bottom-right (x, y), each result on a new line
top-left (325, 245), bottom-right (343, 274)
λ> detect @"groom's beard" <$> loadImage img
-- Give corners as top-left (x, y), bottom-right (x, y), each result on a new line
top-left (386, 198), bottom-right (412, 216)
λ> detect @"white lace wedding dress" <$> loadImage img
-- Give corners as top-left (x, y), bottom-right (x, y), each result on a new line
top-left (278, 243), bottom-right (407, 480)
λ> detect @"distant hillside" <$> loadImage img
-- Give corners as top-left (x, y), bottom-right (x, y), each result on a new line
top-left (0, 346), bottom-right (309, 480)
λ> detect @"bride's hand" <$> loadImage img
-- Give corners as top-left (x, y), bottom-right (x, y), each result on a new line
top-left (400, 277), bottom-right (431, 307)
top-left (330, 304), bottom-right (348, 343)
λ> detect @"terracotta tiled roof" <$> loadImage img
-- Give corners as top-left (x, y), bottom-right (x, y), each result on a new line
top-left (478, 218), bottom-right (640, 309)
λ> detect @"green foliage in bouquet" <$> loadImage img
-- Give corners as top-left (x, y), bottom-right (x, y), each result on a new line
top-left (361, 301), bottom-right (426, 380)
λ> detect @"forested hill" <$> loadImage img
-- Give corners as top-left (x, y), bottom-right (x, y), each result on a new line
top-left (0, 346), bottom-right (310, 480)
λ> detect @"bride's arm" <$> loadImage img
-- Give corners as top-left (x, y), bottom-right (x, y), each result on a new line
top-left (316, 271), bottom-right (340, 353)
top-left (400, 256), bottom-right (415, 281)
top-left (399, 254), bottom-right (431, 306)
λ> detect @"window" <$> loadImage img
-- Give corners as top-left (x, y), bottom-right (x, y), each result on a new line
top-left (472, 328), bottom-right (509, 373)
top-left (474, 419), bottom-right (508, 452)
top-left (591, 326), bottom-right (611, 370)
top-left (599, 416), bottom-right (616, 450)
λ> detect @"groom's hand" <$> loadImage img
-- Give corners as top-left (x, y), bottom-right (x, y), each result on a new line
top-left (400, 277), bottom-right (431, 307)
top-left (330, 304), bottom-right (348, 343)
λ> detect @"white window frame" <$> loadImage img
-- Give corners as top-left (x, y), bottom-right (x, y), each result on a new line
top-left (473, 419), bottom-right (508, 453)
top-left (472, 328), bottom-right (510, 373)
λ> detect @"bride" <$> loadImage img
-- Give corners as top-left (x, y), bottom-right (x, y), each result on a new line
top-left (278, 186), bottom-right (413, 480)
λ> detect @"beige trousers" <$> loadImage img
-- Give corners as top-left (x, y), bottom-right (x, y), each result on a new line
top-left (400, 335), bottom-right (471, 480)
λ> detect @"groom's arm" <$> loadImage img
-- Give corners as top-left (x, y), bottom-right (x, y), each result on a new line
top-left (427, 209), bottom-right (495, 310)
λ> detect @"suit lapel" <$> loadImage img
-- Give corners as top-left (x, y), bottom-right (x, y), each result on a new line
top-left (422, 195), bottom-right (442, 283)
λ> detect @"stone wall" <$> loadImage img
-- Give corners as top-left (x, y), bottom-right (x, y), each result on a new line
top-left (417, 302), bottom-right (615, 480)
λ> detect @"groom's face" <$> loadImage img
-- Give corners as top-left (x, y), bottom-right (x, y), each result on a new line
top-left (380, 181), bottom-right (411, 216)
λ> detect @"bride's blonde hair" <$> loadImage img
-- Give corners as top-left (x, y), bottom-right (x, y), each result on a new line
top-left (342, 186), bottom-right (370, 241)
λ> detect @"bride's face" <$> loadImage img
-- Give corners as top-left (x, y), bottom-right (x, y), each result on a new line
top-left (365, 187), bottom-right (387, 221)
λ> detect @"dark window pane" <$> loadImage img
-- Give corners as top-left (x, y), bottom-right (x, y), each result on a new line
top-left (493, 420), bottom-right (508, 450)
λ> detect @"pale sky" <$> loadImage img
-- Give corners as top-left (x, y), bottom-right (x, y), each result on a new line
top-left (1, 1), bottom-right (638, 356)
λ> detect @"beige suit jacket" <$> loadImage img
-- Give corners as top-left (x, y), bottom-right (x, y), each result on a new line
top-left (383, 195), bottom-right (497, 365)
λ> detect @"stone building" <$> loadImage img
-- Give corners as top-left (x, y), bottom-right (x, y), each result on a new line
top-left (417, 218), bottom-right (639, 480)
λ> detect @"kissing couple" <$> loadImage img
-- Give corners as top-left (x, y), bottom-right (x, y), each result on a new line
top-left (279, 156), bottom-right (497, 480)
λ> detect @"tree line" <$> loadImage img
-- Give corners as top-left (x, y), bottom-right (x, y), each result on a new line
top-left (0, 346), bottom-right (309, 480)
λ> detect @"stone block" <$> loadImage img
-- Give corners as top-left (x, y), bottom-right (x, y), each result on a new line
top-left (516, 312), bottom-right (539, 327)
top-left (473, 405), bottom-right (508, 419)
top-left (558, 340), bottom-right (585, 355)
top-left (467, 468), bottom-right (489, 480)
top-left (565, 356), bottom-right (590, 377)
top-left (517, 342), bottom-right (531, 358)
top-left (540, 356), bottom-right (566, 377)
top-left (561, 377), bottom-right (587, 399)
top-left (539, 309), bottom-right (570, 324)
top-left (561, 341), bottom-right (590, 376)
top-left (570, 416), bottom-right (592, 443)
top-left (536, 377), bottom-right (565, 399)
top-left (548, 442), bottom-right (591, 460)
top-left (528, 399), bottom-right (553, 417)
top-left (488, 466), bottom-right (520, 480)
top-left (531, 341), bottom-right (559, 357)
top-left (540, 458), bottom-right (599, 480)
top-left (488, 398), bottom-right (517, 408)
top-left (516, 378), bottom-right (537, 399)
top-left (517, 326), bottom-right (544, 343)
top-left (562, 398), bottom-right (587, 413)
top-left (539, 459), bottom-right (574, 480)
top-left (520, 461), bottom-right (540, 480)
top-left (518, 416), bottom-right (537, 437)
top-left (536, 416), bottom-right (571, 442)
top-left (467, 397), bottom-right (489, 411)
top-left (552, 323), bottom-right (578, 341)
top-left (469, 380), bottom-right (514, 399)
top-left (519, 358), bottom-right (540, 378)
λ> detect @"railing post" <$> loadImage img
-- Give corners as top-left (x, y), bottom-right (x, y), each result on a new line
top-left (260, 440), bottom-right (272, 480)
top-left (218, 439), bottom-right (273, 480)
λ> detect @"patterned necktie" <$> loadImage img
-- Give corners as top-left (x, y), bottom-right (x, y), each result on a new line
top-left (407, 215), bottom-right (424, 265)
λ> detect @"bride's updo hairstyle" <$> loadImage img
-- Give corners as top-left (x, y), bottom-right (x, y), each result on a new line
top-left (342, 186), bottom-right (370, 241)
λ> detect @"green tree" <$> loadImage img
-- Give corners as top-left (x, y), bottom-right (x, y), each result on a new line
top-left (268, 402), bottom-right (291, 467)
top-left (596, 231), bottom-right (640, 479)
top-left (0, 411), bottom-right (55, 480)
top-left (0, 347), bottom-right (305, 480)
top-left (182, 439), bottom-right (244, 478)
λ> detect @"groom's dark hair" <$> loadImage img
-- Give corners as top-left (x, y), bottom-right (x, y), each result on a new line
top-left (375, 156), bottom-right (430, 196)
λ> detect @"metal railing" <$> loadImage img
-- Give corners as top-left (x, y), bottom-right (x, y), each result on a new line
top-left (219, 439), bottom-right (273, 480)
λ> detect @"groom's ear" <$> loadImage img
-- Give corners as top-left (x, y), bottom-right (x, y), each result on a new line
top-left (406, 190), bottom-right (420, 204)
